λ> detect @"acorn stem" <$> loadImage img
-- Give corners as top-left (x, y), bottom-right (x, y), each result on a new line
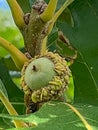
top-left (32, 65), bottom-right (38, 72)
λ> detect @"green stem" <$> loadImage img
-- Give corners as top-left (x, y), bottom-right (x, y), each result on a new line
top-left (0, 89), bottom-right (27, 128)
top-left (40, 0), bottom-right (58, 22)
top-left (48, 0), bottom-right (74, 35)
top-left (53, 0), bottom-right (74, 23)
top-left (23, 8), bottom-right (48, 57)
top-left (40, 36), bottom-right (48, 55)
top-left (0, 37), bottom-right (29, 70)
top-left (7, 0), bottom-right (25, 29)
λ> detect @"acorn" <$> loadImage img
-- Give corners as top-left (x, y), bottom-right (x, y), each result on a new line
top-left (21, 52), bottom-right (71, 103)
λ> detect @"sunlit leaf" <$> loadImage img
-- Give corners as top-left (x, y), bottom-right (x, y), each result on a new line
top-left (0, 102), bottom-right (98, 130)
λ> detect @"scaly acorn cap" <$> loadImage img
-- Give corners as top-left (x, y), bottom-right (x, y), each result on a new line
top-left (21, 52), bottom-right (71, 103)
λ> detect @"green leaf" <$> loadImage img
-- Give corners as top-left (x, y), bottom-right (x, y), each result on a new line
top-left (57, 8), bottom-right (74, 26)
top-left (47, 26), bottom-right (58, 51)
top-left (16, 0), bottom-right (31, 13)
top-left (56, 33), bottom-right (77, 61)
top-left (0, 102), bottom-right (98, 130)
top-left (0, 59), bottom-right (25, 129)
top-left (0, 79), bottom-right (11, 129)
top-left (65, 75), bottom-right (74, 102)
top-left (3, 57), bottom-right (18, 71)
top-left (0, 102), bottom-right (25, 129)
top-left (56, 0), bottom-right (98, 105)
top-left (0, 58), bottom-right (23, 101)
top-left (0, 79), bottom-right (8, 99)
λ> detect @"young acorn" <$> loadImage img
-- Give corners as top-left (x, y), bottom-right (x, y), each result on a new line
top-left (21, 52), bottom-right (71, 103)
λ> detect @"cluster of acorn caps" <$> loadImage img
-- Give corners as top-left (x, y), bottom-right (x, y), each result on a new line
top-left (21, 51), bottom-right (71, 105)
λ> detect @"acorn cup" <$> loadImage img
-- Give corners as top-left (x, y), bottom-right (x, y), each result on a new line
top-left (21, 52), bottom-right (71, 104)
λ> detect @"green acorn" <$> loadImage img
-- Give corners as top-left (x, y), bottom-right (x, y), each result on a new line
top-left (24, 57), bottom-right (56, 90)
top-left (21, 52), bottom-right (71, 103)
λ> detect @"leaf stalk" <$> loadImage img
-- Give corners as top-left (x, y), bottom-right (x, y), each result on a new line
top-left (7, 0), bottom-right (25, 29)
top-left (0, 37), bottom-right (29, 70)
top-left (0, 89), bottom-right (27, 128)
top-left (47, 0), bottom-right (74, 35)
top-left (65, 103), bottom-right (92, 130)
top-left (40, 0), bottom-right (58, 22)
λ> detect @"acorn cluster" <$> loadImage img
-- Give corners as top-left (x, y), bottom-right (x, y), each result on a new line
top-left (21, 52), bottom-right (71, 103)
